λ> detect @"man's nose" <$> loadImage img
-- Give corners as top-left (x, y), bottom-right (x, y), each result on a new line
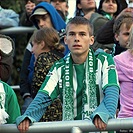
top-left (39, 19), bottom-right (45, 27)
top-left (74, 35), bottom-right (80, 42)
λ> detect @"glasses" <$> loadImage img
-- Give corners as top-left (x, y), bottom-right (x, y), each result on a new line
top-left (51, 0), bottom-right (66, 2)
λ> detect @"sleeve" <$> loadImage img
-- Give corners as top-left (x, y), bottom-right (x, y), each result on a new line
top-left (0, 9), bottom-right (19, 28)
top-left (31, 54), bottom-right (52, 98)
top-left (102, 53), bottom-right (120, 90)
top-left (4, 83), bottom-right (21, 124)
top-left (16, 92), bottom-right (52, 126)
top-left (90, 86), bottom-right (119, 124)
top-left (19, 48), bottom-right (32, 98)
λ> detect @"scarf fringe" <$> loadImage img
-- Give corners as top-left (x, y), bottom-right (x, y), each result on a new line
top-left (0, 108), bottom-right (9, 124)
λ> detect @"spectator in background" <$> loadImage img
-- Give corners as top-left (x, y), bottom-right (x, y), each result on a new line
top-left (0, 3), bottom-right (19, 29)
top-left (74, 0), bottom-right (109, 53)
top-left (20, 0), bottom-right (68, 27)
top-left (30, 27), bottom-right (65, 121)
top-left (90, 0), bottom-right (127, 55)
top-left (0, 35), bottom-right (20, 124)
top-left (51, 0), bottom-right (69, 21)
top-left (31, 27), bottom-right (65, 99)
top-left (16, 16), bottom-right (120, 133)
top-left (0, 80), bottom-right (21, 124)
top-left (94, 4), bottom-right (129, 56)
top-left (75, 0), bottom-right (97, 17)
top-left (114, 25), bottom-right (133, 133)
top-left (97, 0), bottom-right (121, 20)
top-left (20, 2), bottom-right (68, 114)
top-left (0, 34), bottom-right (15, 82)
top-left (20, 0), bottom-right (50, 27)
top-left (75, 0), bottom-right (108, 37)
top-left (113, 11), bottom-right (133, 55)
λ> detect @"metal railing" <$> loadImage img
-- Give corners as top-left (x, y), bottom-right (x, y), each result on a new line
top-left (0, 26), bottom-right (35, 35)
top-left (11, 85), bottom-right (20, 90)
top-left (0, 118), bottom-right (133, 133)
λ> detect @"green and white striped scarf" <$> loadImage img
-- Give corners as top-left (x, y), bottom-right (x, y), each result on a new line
top-left (0, 83), bottom-right (9, 124)
top-left (63, 49), bottom-right (98, 120)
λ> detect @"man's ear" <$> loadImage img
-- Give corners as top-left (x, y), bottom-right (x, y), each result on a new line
top-left (114, 33), bottom-right (119, 41)
top-left (77, 3), bottom-right (82, 9)
top-left (64, 35), bottom-right (68, 45)
top-left (40, 41), bottom-right (45, 48)
top-left (90, 35), bottom-right (94, 45)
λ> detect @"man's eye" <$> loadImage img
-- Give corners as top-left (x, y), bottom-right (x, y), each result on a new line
top-left (80, 33), bottom-right (85, 36)
top-left (124, 33), bottom-right (130, 36)
top-left (35, 19), bottom-right (39, 23)
top-left (69, 33), bottom-right (74, 36)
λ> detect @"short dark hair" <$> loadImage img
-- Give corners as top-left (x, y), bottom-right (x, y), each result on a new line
top-left (66, 16), bottom-right (94, 36)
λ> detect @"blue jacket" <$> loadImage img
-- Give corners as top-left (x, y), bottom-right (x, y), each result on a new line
top-left (31, 2), bottom-right (66, 32)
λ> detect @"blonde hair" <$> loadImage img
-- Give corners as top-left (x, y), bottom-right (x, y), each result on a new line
top-left (32, 27), bottom-right (65, 53)
top-left (113, 12), bottom-right (133, 34)
top-left (127, 25), bottom-right (133, 51)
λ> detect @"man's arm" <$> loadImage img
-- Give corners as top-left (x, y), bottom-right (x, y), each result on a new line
top-left (92, 86), bottom-right (119, 130)
top-left (16, 92), bottom-right (52, 132)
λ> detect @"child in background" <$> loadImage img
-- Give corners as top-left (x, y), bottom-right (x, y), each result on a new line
top-left (113, 11), bottom-right (133, 55)
top-left (114, 25), bottom-right (133, 133)
top-left (30, 27), bottom-right (65, 121)
top-left (31, 27), bottom-right (65, 98)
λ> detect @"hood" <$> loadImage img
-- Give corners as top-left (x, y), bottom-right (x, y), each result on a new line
top-left (30, 2), bottom-right (66, 32)
top-left (114, 50), bottom-right (133, 81)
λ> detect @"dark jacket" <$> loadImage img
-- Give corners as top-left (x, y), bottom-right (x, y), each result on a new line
top-left (0, 34), bottom-right (14, 82)
top-left (95, 19), bottom-right (127, 55)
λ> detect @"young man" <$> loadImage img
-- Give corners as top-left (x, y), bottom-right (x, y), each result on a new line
top-left (16, 16), bottom-right (120, 132)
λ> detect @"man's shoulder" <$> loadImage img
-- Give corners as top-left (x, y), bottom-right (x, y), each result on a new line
top-left (96, 51), bottom-right (113, 61)
top-left (0, 81), bottom-right (14, 94)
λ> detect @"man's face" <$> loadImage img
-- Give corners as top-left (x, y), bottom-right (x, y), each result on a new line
top-left (51, 0), bottom-right (69, 16)
top-left (31, 40), bottom-right (43, 57)
top-left (78, 0), bottom-right (96, 13)
top-left (64, 24), bottom-right (94, 56)
top-left (35, 14), bottom-right (53, 29)
top-left (115, 23), bottom-right (133, 48)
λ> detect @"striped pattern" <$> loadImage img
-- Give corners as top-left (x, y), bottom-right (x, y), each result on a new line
top-left (39, 52), bottom-right (119, 119)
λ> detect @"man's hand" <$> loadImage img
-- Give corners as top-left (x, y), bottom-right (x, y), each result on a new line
top-left (93, 115), bottom-right (107, 131)
top-left (17, 118), bottom-right (30, 133)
